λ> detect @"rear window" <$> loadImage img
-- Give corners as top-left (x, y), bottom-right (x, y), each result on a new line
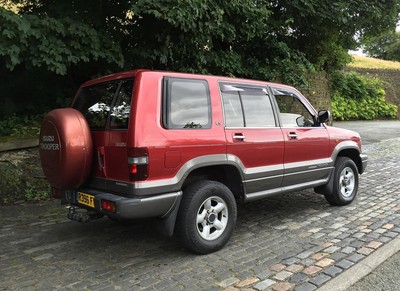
top-left (73, 78), bottom-right (133, 130)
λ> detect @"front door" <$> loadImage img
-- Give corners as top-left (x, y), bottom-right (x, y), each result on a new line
top-left (271, 87), bottom-right (331, 188)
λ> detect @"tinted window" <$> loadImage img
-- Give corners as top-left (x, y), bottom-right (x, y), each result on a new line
top-left (164, 78), bottom-right (211, 129)
top-left (73, 82), bottom-right (119, 129)
top-left (241, 91), bottom-right (275, 127)
top-left (73, 79), bottom-right (133, 130)
top-left (222, 92), bottom-right (244, 127)
top-left (110, 79), bottom-right (133, 129)
top-left (274, 92), bottom-right (314, 127)
top-left (222, 86), bottom-right (275, 127)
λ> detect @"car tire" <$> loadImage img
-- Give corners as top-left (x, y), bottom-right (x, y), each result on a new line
top-left (176, 180), bottom-right (237, 254)
top-left (39, 108), bottom-right (93, 188)
top-left (324, 157), bottom-right (359, 206)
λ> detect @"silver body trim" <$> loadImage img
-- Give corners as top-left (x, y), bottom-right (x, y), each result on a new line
top-left (331, 140), bottom-right (360, 160)
top-left (86, 140), bottom-right (365, 203)
top-left (245, 178), bottom-right (329, 202)
top-left (91, 155), bottom-right (335, 196)
top-left (134, 154), bottom-right (233, 189)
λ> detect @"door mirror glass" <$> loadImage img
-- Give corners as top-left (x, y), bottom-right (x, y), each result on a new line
top-left (317, 110), bottom-right (331, 124)
top-left (296, 115), bottom-right (314, 127)
top-left (296, 116), bottom-right (305, 127)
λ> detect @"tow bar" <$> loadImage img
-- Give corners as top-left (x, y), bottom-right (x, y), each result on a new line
top-left (67, 206), bottom-right (104, 223)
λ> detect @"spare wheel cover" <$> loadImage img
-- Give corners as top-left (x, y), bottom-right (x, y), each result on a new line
top-left (39, 108), bottom-right (93, 188)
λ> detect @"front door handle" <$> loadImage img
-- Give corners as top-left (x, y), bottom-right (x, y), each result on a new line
top-left (288, 132), bottom-right (298, 140)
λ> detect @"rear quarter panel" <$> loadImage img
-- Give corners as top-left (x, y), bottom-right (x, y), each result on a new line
top-left (130, 72), bottom-right (227, 182)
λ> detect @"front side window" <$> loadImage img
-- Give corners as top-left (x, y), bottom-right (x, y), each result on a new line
top-left (273, 90), bottom-right (315, 127)
top-left (221, 85), bottom-right (275, 128)
top-left (164, 78), bottom-right (211, 129)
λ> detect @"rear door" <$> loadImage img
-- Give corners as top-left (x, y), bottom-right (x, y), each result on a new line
top-left (72, 78), bottom-right (134, 190)
top-left (104, 79), bottom-right (134, 184)
top-left (220, 83), bottom-right (285, 198)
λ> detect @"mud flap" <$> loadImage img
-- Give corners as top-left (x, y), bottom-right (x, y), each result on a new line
top-left (155, 194), bottom-right (182, 237)
top-left (314, 170), bottom-right (334, 196)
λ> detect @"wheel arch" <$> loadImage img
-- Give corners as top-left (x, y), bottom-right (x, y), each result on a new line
top-left (336, 148), bottom-right (363, 174)
top-left (316, 142), bottom-right (362, 196)
top-left (332, 141), bottom-right (363, 174)
top-left (181, 164), bottom-right (244, 201)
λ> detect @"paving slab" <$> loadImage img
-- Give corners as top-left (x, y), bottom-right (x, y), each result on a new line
top-left (0, 135), bottom-right (400, 290)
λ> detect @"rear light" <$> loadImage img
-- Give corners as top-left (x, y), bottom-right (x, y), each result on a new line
top-left (101, 199), bottom-right (116, 213)
top-left (128, 147), bottom-right (149, 181)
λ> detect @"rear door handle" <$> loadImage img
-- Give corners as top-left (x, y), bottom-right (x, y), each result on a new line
top-left (233, 133), bottom-right (246, 141)
top-left (97, 146), bottom-right (107, 176)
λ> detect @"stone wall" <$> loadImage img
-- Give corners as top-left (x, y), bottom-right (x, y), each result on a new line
top-left (299, 71), bottom-right (332, 113)
top-left (298, 68), bottom-right (400, 119)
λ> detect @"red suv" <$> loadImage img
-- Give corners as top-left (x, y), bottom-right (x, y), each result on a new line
top-left (39, 70), bottom-right (367, 254)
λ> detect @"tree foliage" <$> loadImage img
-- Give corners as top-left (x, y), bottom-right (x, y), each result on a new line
top-left (266, 0), bottom-right (399, 71)
top-left (0, 7), bottom-right (123, 75)
top-left (0, 0), bottom-right (399, 117)
top-left (363, 31), bottom-right (400, 62)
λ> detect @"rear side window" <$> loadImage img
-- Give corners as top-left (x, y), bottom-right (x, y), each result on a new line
top-left (73, 79), bottom-right (133, 130)
top-left (163, 78), bottom-right (211, 129)
top-left (222, 92), bottom-right (244, 127)
top-left (221, 85), bottom-right (275, 127)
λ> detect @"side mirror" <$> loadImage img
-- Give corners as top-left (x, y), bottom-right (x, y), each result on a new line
top-left (317, 110), bottom-right (331, 125)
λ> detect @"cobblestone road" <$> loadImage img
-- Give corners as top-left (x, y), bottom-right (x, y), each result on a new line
top-left (1, 138), bottom-right (400, 291)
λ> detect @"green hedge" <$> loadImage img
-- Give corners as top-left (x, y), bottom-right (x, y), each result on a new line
top-left (331, 71), bottom-right (397, 120)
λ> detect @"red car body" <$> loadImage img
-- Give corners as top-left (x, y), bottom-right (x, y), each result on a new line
top-left (39, 70), bottom-right (367, 253)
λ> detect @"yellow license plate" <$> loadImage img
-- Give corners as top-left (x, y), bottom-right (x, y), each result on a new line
top-left (78, 192), bottom-right (95, 208)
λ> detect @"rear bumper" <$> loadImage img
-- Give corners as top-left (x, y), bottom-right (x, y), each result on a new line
top-left (360, 153), bottom-right (368, 174)
top-left (65, 189), bottom-right (182, 220)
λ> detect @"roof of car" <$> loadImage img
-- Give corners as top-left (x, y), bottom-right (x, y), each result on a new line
top-left (81, 69), bottom-right (293, 90)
